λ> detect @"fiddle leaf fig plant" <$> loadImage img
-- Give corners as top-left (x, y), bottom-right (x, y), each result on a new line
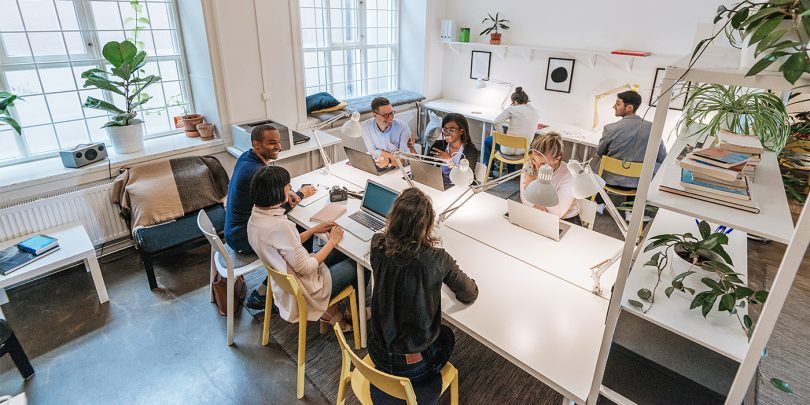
top-left (0, 91), bottom-right (22, 135)
top-left (81, 40), bottom-right (160, 128)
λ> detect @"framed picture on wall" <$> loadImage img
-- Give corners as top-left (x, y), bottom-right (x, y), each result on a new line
top-left (470, 51), bottom-right (491, 80)
top-left (650, 67), bottom-right (690, 111)
top-left (545, 57), bottom-right (575, 93)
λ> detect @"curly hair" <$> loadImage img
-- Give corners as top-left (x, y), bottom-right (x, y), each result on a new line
top-left (373, 187), bottom-right (439, 257)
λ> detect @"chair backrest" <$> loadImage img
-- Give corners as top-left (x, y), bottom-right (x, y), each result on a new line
top-left (333, 323), bottom-right (418, 404)
top-left (597, 156), bottom-right (644, 179)
top-left (578, 198), bottom-right (598, 230)
top-left (197, 209), bottom-right (233, 270)
top-left (265, 265), bottom-right (303, 298)
top-left (492, 130), bottom-right (529, 153)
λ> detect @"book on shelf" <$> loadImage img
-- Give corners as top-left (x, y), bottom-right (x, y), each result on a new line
top-left (690, 147), bottom-right (753, 169)
top-left (716, 130), bottom-right (764, 154)
top-left (610, 49), bottom-right (651, 56)
top-left (679, 156), bottom-right (743, 182)
top-left (692, 172), bottom-right (747, 188)
top-left (681, 169), bottom-right (750, 201)
top-left (17, 234), bottom-right (59, 255)
top-left (659, 184), bottom-right (760, 213)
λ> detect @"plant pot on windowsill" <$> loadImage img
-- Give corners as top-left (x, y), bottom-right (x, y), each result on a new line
top-left (182, 114), bottom-right (204, 137)
top-left (196, 122), bottom-right (215, 140)
top-left (489, 33), bottom-right (502, 45)
top-left (107, 120), bottom-right (145, 154)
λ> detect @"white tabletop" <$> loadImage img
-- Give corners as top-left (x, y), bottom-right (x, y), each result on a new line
top-left (621, 209), bottom-right (750, 362)
top-left (0, 222), bottom-right (94, 288)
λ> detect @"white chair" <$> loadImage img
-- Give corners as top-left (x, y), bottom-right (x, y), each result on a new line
top-left (578, 198), bottom-right (598, 230)
top-left (197, 209), bottom-right (264, 345)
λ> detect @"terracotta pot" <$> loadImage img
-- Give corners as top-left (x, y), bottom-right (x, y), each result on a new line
top-left (489, 32), bottom-right (502, 45)
top-left (197, 122), bottom-right (215, 140)
top-left (182, 114), bottom-right (204, 137)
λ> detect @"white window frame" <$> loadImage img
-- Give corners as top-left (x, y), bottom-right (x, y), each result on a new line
top-left (0, 0), bottom-right (194, 168)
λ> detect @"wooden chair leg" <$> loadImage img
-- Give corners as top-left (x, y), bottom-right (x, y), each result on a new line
top-left (296, 318), bottom-right (307, 399)
top-left (450, 370), bottom-right (459, 405)
top-left (336, 350), bottom-right (350, 405)
top-left (226, 276), bottom-right (235, 346)
top-left (262, 276), bottom-right (273, 346)
top-left (349, 289), bottom-right (360, 350)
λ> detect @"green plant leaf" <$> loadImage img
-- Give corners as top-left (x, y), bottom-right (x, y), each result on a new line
top-left (770, 378), bottom-right (794, 393)
top-left (780, 51), bottom-right (809, 84)
top-left (637, 288), bottom-right (652, 301)
top-left (684, 287), bottom-right (695, 295)
top-left (754, 28), bottom-right (788, 57)
top-left (734, 286), bottom-right (755, 299)
top-left (665, 286), bottom-right (675, 297)
top-left (744, 314), bottom-right (753, 329)
top-left (749, 16), bottom-right (783, 46)
top-left (627, 299), bottom-right (644, 310)
top-left (697, 220), bottom-right (711, 239)
top-left (741, 7), bottom-right (783, 31)
top-left (754, 290), bottom-right (769, 304)
top-left (747, 53), bottom-right (780, 76)
top-left (102, 40), bottom-right (137, 68)
top-left (702, 294), bottom-right (718, 317)
top-left (673, 270), bottom-right (696, 283)
top-left (719, 293), bottom-right (736, 312)
top-left (701, 277), bottom-right (723, 290)
top-left (691, 291), bottom-right (714, 309)
top-left (691, 38), bottom-right (710, 62)
top-left (82, 96), bottom-right (126, 114)
top-left (0, 116), bottom-right (22, 135)
top-left (730, 8), bottom-right (750, 29)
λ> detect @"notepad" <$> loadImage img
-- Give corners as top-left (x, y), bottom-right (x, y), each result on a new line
top-left (310, 203), bottom-right (347, 223)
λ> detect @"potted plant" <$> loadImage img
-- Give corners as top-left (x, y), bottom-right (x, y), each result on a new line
top-left (480, 12), bottom-right (509, 45)
top-left (80, 40), bottom-right (160, 154)
top-left (196, 122), bottom-right (215, 140)
top-left (170, 95), bottom-right (203, 137)
top-left (0, 92), bottom-right (21, 134)
top-left (676, 83), bottom-right (790, 153)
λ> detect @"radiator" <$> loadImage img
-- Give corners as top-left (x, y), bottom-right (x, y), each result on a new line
top-left (0, 179), bottom-right (129, 246)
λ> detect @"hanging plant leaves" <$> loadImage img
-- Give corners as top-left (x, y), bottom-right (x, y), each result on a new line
top-left (637, 288), bottom-right (652, 301)
top-left (628, 299), bottom-right (644, 310)
top-left (770, 378), bottom-right (794, 393)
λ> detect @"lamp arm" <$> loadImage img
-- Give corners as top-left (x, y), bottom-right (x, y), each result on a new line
top-left (500, 83), bottom-right (515, 110)
top-left (393, 152), bottom-right (417, 188)
top-left (595, 184), bottom-right (629, 237)
top-left (303, 111), bottom-right (350, 175)
top-left (437, 186), bottom-right (476, 224)
top-left (396, 150), bottom-right (451, 167)
top-left (593, 84), bottom-right (633, 129)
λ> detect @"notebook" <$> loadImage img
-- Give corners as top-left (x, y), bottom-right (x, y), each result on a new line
top-left (310, 203), bottom-right (347, 223)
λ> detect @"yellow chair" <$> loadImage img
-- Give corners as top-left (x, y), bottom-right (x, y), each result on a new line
top-left (486, 131), bottom-right (530, 178)
top-left (333, 323), bottom-right (459, 405)
top-left (261, 265), bottom-right (361, 399)
top-left (593, 156), bottom-right (644, 200)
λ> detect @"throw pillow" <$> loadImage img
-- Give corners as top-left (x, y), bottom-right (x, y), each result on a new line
top-left (305, 92), bottom-right (340, 113)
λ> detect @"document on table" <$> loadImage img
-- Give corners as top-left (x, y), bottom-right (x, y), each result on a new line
top-left (297, 185), bottom-right (329, 207)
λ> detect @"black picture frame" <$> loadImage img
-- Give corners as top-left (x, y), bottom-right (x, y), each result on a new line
top-left (545, 57), bottom-right (575, 93)
top-left (650, 67), bottom-right (690, 111)
top-left (470, 51), bottom-right (491, 80)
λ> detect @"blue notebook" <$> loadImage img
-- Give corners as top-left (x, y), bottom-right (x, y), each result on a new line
top-left (17, 234), bottom-right (59, 255)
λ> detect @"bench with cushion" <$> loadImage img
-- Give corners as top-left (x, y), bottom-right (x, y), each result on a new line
top-left (310, 89), bottom-right (425, 122)
top-left (134, 204), bottom-right (225, 290)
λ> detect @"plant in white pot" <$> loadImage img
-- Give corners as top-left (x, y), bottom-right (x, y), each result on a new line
top-left (81, 40), bottom-right (160, 154)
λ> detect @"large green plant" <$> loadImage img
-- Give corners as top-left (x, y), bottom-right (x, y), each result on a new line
top-left (81, 40), bottom-right (160, 128)
top-left (676, 84), bottom-right (790, 152)
top-left (0, 92), bottom-right (21, 134)
top-left (708, 1), bottom-right (810, 84)
top-left (480, 12), bottom-right (509, 36)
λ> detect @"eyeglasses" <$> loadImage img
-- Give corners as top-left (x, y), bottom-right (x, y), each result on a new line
top-left (373, 111), bottom-right (395, 119)
top-left (442, 127), bottom-right (462, 134)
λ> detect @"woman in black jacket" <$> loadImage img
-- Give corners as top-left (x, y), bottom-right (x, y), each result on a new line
top-left (429, 113), bottom-right (480, 183)
top-left (369, 187), bottom-right (479, 404)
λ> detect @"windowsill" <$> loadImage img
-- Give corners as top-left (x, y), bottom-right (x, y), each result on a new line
top-left (0, 133), bottom-right (225, 197)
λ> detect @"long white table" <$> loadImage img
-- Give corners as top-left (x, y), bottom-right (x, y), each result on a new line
top-left (421, 98), bottom-right (602, 161)
top-left (284, 160), bottom-right (628, 403)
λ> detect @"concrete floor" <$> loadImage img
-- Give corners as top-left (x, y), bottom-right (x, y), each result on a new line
top-left (0, 245), bottom-right (328, 404)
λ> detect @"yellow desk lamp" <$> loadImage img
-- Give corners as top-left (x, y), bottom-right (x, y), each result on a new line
top-left (593, 83), bottom-right (640, 128)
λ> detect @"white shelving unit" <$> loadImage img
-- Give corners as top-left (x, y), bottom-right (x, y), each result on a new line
top-left (587, 51), bottom-right (810, 405)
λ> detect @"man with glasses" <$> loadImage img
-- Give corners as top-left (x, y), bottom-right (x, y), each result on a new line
top-left (361, 97), bottom-right (417, 167)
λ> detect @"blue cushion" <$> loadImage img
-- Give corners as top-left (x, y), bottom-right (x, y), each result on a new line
top-left (135, 205), bottom-right (225, 254)
top-left (311, 90), bottom-right (425, 121)
top-left (305, 92), bottom-right (340, 114)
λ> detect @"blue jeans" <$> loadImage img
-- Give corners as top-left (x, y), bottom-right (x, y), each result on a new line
top-left (328, 256), bottom-right (357, 298)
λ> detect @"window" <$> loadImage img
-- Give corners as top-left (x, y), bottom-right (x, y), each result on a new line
top-left (298, 0), bottom-right (399, 100)
top-left (0, 0), bottom-right (192, 166)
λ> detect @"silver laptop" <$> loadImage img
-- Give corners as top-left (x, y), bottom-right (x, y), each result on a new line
top-left (344, 146), bottom-right (396, 176)
top-left (336, 180), bottom-right (400, 241)
top-left (410, 160), bottom-right (452, 191)
top-left (506, 199), bottom-right (571, 241)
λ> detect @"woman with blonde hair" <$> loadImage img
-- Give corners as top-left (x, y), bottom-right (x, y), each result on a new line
top-left (520, 132), bottom-right (581, 225)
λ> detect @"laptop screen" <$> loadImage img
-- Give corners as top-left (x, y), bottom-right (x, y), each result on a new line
top-left (362, 181), bottom-right (399, 218)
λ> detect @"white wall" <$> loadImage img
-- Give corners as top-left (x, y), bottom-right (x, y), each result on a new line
top-left (434, 0), bottom-right (734, 145)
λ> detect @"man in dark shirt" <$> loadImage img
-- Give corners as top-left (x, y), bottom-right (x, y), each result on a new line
top-left (224, 124), bottom-right (315, 308)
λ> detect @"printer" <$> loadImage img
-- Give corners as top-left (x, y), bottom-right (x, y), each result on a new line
top-left (231, 119), bottom-right (310, 152)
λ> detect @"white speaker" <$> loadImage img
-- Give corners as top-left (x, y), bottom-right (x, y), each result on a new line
top-left (440, 20), bottom-right (454, 43)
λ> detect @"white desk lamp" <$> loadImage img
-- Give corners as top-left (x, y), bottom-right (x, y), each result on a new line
top-left (302, 111), bottom-right (363, 175)
top-left (341, 111), bottom-right (363, 139)
top-left (476, 77), bottom-right (516, 109)
top-left (593, 83), bottom-right (640, 129)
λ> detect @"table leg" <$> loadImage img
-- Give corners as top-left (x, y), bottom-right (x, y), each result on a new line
top-left (84, 255), bottom-right (109, 304)
top-left (356, 261), bottom-right (367, 348)
top-left (561, 397), bottom-right (575, 405)
top-left (582, 145), bottom-right (592, 161)
top-left (571, 143), bottom-right (579, 162)
top-left (481, 123), bottom-right (490, 163)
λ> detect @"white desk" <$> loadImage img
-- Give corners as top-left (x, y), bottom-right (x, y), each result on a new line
top-left (0, 222), bottom-right (108, 317)
top-left (421, 98), bottom-right (602, 161)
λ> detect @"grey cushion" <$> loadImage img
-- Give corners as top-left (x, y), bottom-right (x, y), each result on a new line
top-left (135, 205), bottom-right (225, 254)
top-left (312, 90), bottom-right (425, 121)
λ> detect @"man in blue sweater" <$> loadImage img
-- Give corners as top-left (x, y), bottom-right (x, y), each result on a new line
top-left (224, 124), bottom-right (315, 308)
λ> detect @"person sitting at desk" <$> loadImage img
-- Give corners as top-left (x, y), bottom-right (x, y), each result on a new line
top-left (592, 90), bottom-right (666, 193)
top-left (483, 87), bottom-right (540, 174)
top-left (225, 124), bottom-right (316, 309)
top-left (247, 166), bottom-right (359, 330)
top-left (369, 187), bottom-right (478, 404)
top-left (361, 96), bottom-right (417, 168)
top-left (520, 133), bottom-right (581, 225)
top-left (428, 113), bottom-right (480, 182)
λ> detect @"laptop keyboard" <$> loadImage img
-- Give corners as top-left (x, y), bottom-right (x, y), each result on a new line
top-left (349, 211), bottom-right (385, 231)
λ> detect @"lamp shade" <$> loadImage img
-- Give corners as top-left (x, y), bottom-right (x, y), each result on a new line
top-left (566, 160), bottom-right (606, 199)
top-left (449, 158), bottom-right (474, 186)
top-left (341, 111), bottom-right (363, 138)
top-left (524, 164), bottom-right (559, 206)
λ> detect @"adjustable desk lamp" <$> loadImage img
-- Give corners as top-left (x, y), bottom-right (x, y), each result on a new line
top-left (593, 83), bottom-right (640, 129)
top-left (301, 111), bottom-right (364, 175)
top-left (476, 77), bottom-right (516, 109)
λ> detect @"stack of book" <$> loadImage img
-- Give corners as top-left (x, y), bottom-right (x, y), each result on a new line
top-left (0, 234), bottom-right (60, 276)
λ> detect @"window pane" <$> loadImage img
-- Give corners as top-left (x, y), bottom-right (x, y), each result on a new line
top-left (0, 0), bottom-right (24, 31)
top-left (19, 0), bottom-right (60, 31)
top-left (162, 81), bottom-right (182, 103)
top-left (86, 116), bottom-right (109, 142)
top-left (96, 30), bottom-right (126, 47)
top-left (23, 125), bottom-right (59, 154)
top-left (29, 32), bottom-right (67, 56)
top-left (55, 1), bottom-right (81, 30)
top-left (54, 120), bottom-right (90, 148)
top-left (40, 66), bottom-right (76, 92)
top-left (79, 89), bottom-right (106, 117)
top-left (0, 130), bottom-right (23, 160)
top-left (142, 108), bottom-right (169, 135)
top-left (158, 60), bottom-right (178, 81)
top-left (146, 2), bottom-right (171, 29)
top-left (5, 69), bottom-right (42, 95)
top-left (152, 30), bottom-right (175, 55)
top-left (2, 33), bottom-right (32, 57)
top-left (64, 31), bottom-right (90, 57)
top-left (90, 1), bottom-right (123, 30)
top-left (143, 84), bottom-right (165, 107)
top-left (47, 92), bottom-right (83, 122)
top-left (16, 95), bottom-right (51, 126)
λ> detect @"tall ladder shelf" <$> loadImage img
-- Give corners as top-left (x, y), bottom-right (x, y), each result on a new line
top-left (587, 51), bottom-right (810, 405)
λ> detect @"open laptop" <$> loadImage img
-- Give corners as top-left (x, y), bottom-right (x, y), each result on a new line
top-left (336, 180), bottom-right (400, 241)
top-left (410, 160), bottom-right (453, 191)
top-left (344, 146), bottom-right (397, 176)
top-left (506, 199), bottom-right (571, 241)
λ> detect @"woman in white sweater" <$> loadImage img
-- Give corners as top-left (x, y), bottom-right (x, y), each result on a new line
top-left (247, 166), bottom-right (358, 328)
top-left (520, 132), bottom-right (581, 224)
top-left (483, 87), bottom-right (541, 173)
